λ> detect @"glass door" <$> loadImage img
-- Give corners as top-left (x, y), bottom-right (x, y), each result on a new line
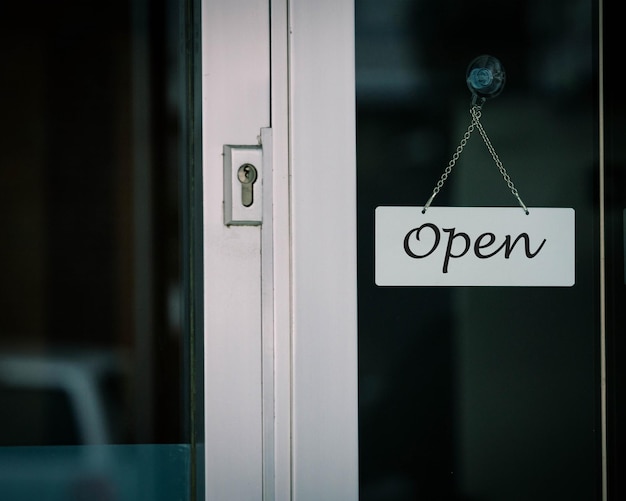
top-left (0, 0), bottom-right (203, 499)
top-left (193, 1), bottom-right (618, 499)
top-left (356, 1), bottom-right (606, 499)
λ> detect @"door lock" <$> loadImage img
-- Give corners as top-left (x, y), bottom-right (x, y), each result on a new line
top-left (237, 163), bottom-right (258, 207)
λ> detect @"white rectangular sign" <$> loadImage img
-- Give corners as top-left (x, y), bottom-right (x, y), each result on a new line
top-left (375, 207), bottom-right (575, 287)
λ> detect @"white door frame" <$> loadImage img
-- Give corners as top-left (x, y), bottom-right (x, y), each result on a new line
top-left (201, 0), bottom-right (358, 499)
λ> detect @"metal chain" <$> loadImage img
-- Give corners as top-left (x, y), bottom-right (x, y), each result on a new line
top-left (422, 105), bottom-right (529, 214)
top-left (421, 112), bottom-right (476, 213)
top-left (471, 107), bottom-right (528, 214)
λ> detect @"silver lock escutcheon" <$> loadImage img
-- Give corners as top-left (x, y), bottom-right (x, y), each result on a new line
top-left (223, 143), bottom-right (263, 225)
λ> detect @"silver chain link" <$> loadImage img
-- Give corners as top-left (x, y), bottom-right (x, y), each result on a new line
top-left (422, 105), bottom-right (529, 214)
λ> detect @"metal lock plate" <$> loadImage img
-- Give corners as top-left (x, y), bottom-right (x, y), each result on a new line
top-left (223, 144), bottom-right (263, 225)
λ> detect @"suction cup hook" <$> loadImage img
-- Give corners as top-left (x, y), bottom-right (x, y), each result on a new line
top-left (466, 55), bottom-right (505, 105)
top-left (423, 55), bottom-right (528, 214)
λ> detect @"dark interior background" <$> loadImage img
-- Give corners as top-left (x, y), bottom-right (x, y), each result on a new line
top-left (0, 0), bottom-right (190, 446)
top-left (603, 1), bottom-right (626, 500)
top-left (356, 1), bottom-right (611, 499)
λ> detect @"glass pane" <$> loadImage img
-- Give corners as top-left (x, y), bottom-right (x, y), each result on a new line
top-left (356, 1), bottom-right (600, 499)
top-left (0, 0), bottom-right (201, 498)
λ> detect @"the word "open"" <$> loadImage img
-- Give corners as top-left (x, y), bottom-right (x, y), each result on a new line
top-left (403, 223), bottom-right (547, 273)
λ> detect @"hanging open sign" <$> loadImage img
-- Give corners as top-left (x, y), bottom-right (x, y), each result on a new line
top-left (375, 207), bottom-right (575, 287)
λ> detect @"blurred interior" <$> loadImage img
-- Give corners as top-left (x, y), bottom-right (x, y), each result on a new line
top-left (0, 0), bottom-right (190, 447)
top-left (355, 0), bottom-right (619, 500)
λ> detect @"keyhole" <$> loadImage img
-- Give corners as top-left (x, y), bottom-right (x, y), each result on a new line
top-left (237, 163), bottom-right (258, 207)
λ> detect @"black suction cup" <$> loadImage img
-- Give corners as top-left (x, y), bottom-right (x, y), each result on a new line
top-left (466, 55), bottom-right (505, 101)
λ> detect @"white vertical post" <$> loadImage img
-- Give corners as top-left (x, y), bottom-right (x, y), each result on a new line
top-left (288, 0), bottom-right (359, 499)
top-left (268, 1), bottom-right (292, 500)
top-left (201, 0), bottom-right (358, 498)
top-left (201, 0), bottom-right (270, 499)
